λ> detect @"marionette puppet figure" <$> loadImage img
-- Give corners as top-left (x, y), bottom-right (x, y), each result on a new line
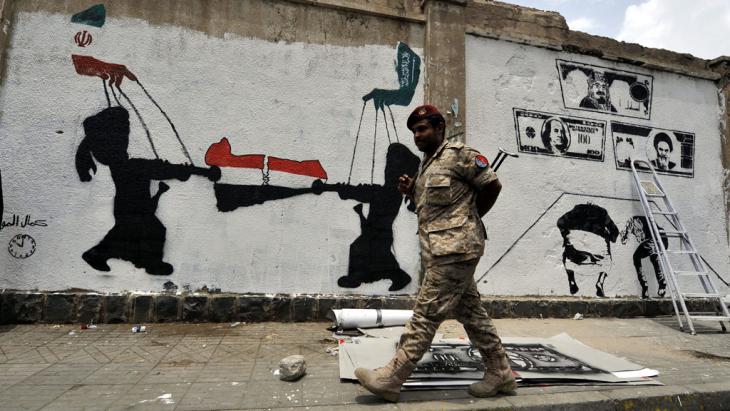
top-left (76, 107), bottom-right (220, 275)
top-left (312, 143), bottom-right (419, 291)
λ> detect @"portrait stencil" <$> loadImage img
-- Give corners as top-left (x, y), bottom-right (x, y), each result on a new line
top-left (556, 60), bottom-right (653, 120)
top-left (612, 122), bottom-right (694, 178)
top-left (513, 109), bottom-right (606, 161)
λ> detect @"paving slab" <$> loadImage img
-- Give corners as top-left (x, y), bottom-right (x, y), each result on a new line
top-left (0, 318), bottom-right (726, 410)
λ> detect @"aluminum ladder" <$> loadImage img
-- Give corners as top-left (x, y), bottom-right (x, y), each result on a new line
top-left (630, 159), bottom-right (730, 335)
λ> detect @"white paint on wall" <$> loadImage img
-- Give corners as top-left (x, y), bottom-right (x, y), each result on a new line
top-left (466, 35), bottom-right (730, 297)
top-left (0, 11), bottom-right (423, 294)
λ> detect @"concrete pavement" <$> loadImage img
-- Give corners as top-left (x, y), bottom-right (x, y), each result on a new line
top-left (0, 317), bottom-right (729, 410)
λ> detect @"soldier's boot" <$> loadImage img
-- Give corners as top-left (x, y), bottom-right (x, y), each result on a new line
top-left (354, 348), bottom-right (416, 402)
top-left (468, 348), bottom-right (517, 398)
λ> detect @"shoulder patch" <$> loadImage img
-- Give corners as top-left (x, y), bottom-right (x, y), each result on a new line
top-left (475, 155), bottom-right (489, 168)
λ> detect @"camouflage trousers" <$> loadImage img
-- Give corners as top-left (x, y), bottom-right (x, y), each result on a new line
top-left (399, 259), bottom-right (503, 363)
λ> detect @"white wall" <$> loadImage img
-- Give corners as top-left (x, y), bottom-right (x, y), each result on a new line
top-left (466, 35), bottom-right (730, 297)
top-left (0, 11), bottom-right (423, 295)
top-left (2, 11), bottom-right (728, 299)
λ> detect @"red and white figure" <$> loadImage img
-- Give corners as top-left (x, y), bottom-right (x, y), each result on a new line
top-left (74, 30), bottom-right (93, 47)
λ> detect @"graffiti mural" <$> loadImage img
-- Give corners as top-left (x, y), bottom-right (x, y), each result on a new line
top-left (71, 4), bottom-right (106, 28)
top-left (65, 34), bottom-right (421, 291)
top-left (612, 122), bottom-right (695, 177)
top-left (513, 109), bottom-right (606, 161)
top-left (620, 216), bottom-right (667, 298)
top-left (556, 203), bottom-right (619, 297)
top-left (206, 137), bottom-right (329, 210)
top-left (312, 143), bottom-right (419, 291)
top-left (74, 31), bottom-right (93, 48)
top-left (556, 60), bottom-right (653, 119)
top-left (76, 107), bottom-right (220, 275)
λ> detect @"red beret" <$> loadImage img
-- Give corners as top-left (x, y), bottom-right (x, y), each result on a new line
top-left (407, 105), bottom-right (444, 131)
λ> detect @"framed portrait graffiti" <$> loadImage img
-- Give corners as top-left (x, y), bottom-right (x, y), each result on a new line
top-left (612, 122), bottom-right (695, 178)
top-left (556, 60), bottom-right (654, 120)
top-left (513, 108), bottom-right (606, 161)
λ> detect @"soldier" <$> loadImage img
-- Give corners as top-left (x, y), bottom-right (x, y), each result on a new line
top-left (354, 105), bottom-right (515, 401)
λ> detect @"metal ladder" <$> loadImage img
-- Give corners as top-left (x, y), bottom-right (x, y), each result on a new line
top-left (630, 159), bottom-right (730, 335)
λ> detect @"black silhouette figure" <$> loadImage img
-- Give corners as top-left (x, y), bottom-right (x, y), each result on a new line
top-left (620, 216), bottom-right (668, 299)
top-left (75, 107), bottom-right (220, 275)
top-left (557, 203), bottom-right (619, 297)
top-left (312, 143), bottom-right (420, 291)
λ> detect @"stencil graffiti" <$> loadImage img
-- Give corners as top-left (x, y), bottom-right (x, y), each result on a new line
top-left (556, 60), bottom-right (653, 119)
top-left (8, 234), bottom-right (35, 259)
top-left (73, 54), bottom-right (220, 275)
top-left (620, 216), bottom-right (667, 299)
top-left (362, 41), bottom-right (421, 111)
top-left (557, 203), bottom-right (619, 297)
top-left (74, 31), bottom-right (93, 48)
top-left (411, 343), bottom-right (600, 379)
top-left (210, 42), bottom-right (421, 291)
top-left (76, 107), bottom-right (220, 275)
top-left (513, 109), bottom-right (606, 161)
top-left (311, 143), bottom-right (419, 291)
top-left (612, 122), bottom-right (694, 178)
top-left (71, 4), bottom-right (106, 28)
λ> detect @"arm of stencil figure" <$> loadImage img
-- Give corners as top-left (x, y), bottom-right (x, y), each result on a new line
top-left (476, 179), bottom-right (502, 218)
top-left (128, 159), bottom-right (220, 182)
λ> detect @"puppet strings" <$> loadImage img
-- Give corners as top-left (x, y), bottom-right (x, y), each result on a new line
top-left (387, 105), bottom-right (399, 143)
top-left (115, 85), bottom-right (160, 160)
top-left (347, 102), bottom-right (367, 185)
top-left (135, 79), bottom-right (194, 166)
top-left (102, 79), bottom-right (111, 108)
top-left (109, 82), bottom-right (122, 107)
top-left (371, 108), bottom-right (378, 184)
top-left (382, 108), bottom-right (392, 145)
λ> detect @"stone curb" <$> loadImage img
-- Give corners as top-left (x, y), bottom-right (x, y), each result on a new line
top-left (0, 291), bottom-right (721, 324)
top-left (450, 383), bottom-right (730, 411)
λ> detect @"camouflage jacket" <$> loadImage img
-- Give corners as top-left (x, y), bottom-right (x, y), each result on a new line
top-left (412, 140), bottom-right (498, 267)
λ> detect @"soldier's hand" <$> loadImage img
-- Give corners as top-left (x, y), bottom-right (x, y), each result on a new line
top-left (397, 174), bottom-right (413, 195)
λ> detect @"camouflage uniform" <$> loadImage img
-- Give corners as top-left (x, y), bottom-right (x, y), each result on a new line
top-left (399, 139), bottom-right (503, 362)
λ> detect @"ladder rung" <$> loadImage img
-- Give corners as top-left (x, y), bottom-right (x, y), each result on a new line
top-left (652, 211), bottom-right (677, 215)
top-left (682, 293), bottom-right (722, 298)
top-left (644, 193), bottom-right (666, 197)
top-left (662, 230), bottom-right (686, 236)
top-left (666, 250), bottom-right (696, 254)
top-left (688, 315), bottom-right (730, 322)
top-left (675, 271), bottom-right (708, 277)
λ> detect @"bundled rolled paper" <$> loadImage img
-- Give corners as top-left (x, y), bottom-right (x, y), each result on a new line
top-left (329, 309), bottom-right (414, 329)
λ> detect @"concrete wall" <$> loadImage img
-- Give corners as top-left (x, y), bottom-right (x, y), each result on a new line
top-left (467, 36), bottom-right (729, 297)
top-left (1, 0), bottom-right (729, 302)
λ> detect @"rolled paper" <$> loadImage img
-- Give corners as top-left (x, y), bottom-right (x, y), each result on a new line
top-left (329, 308), bottom-right (413, 329)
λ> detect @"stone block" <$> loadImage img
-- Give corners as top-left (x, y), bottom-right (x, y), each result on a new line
top-left (182, 296), bottom-right (209, 322)
top-left (209, 296), bottom-right (236, 322)
top-left (76, 294), bottom-right (101, 324)
top-left (238, 295), bottom-right (269, 322)
top-left (1, 293), bottom-right (44, 323)
top-left (45, 294), bottom-right (76, 323)
top-left (0, 293), bottom-right (10, 324)
top-left (269, 295), bottom-right (292, 322)
top-left (316, 296), bottom-right (336, 321)
top-left (512, 300), bottom-right (538, 318)
top-left (132, 295), bottom-right (153, 323)
top-left (332, 297), bottom-right (360, 310)
top-left (292, 296), bottom-right (317, 322)
top-left (155, 295), bottom-right (180, 322)
top-left (381, 297), bottom-right (414, 310)
top-left (362, 297), bottom-right (384, 310)
top-left (564, 300), bottom-right (584, 318)
top-left (103, 295), bottom-right (129, 323)
top-left (486, 299), bottom-right (512, 318)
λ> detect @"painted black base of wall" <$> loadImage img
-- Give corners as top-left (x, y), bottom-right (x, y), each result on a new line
top-left (0, 291), bottom-right (721, 324)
